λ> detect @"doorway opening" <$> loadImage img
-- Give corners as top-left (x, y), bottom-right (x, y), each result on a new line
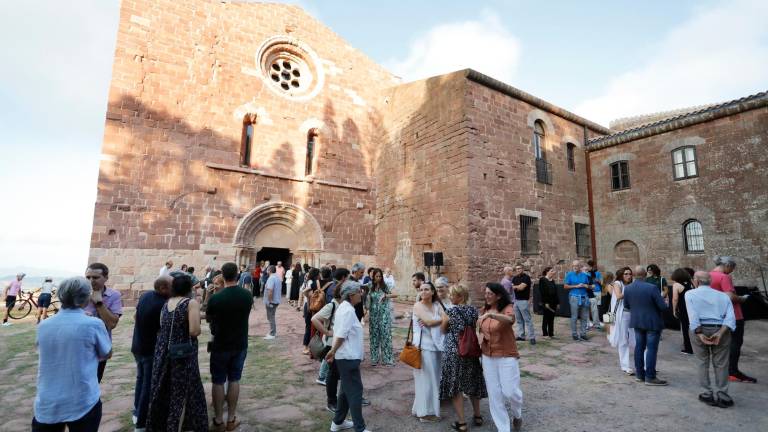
top-left (256, 247), bottom-right (291, 295)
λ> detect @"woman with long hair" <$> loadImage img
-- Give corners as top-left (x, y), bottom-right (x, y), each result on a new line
top-left (289, 263), bottom-right (303, 308)
top-left (439, 285), bottom-right (487, 432)
top-left (607, 267), bottom-right (635, 375)
top-left (538, 267), bottom-right (559, 338)
top-left (411, 282), bottom-right (448, 422)
top-left (366, 268), bottom-right (394, 366)
top-left (671, 268), bottom-right (695, 355)
top-left (479, 282), bottom-right (522, 432)
top-left (146, 274), bottom-right (207, 431)
top-left (299, 267), bottom-right (320, 355)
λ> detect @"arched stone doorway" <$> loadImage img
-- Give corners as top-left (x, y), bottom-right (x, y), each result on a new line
top-left (614, 240), bottom-right (640, 269)
top-left (233, 202), bottom-right (324, 269)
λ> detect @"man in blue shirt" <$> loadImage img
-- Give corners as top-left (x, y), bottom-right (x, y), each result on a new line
top-left (686, 271), bottom-right (736, 407)
top-left (238, 264), bottom-right (253, 292)
top-left (263, 265), bottom-right (282, 339)
top-left (564, 260), bottom-right (591, 341)
top-left (624, 266), bottom-right (669, 386)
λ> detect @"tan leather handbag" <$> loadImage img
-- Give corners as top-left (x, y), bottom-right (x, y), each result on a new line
top-left (399, 318), bottom-right (422, 369)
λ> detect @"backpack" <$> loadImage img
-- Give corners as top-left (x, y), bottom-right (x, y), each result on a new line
top-left (309, 281), bottom-right (327, 313)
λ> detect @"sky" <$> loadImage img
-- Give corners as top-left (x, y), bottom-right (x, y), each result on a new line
top-left (0, 0), bottom-right (766, 275)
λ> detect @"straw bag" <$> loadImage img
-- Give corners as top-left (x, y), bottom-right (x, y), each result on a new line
top-left (399, 317), bottom-right (422, 369)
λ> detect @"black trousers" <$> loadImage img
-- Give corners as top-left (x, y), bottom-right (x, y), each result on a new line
top-left (326, 358), bottom-right (340, 405)
top-left (33, 400), bottom-right (102, 432)
top-left (303, 303), bottom-right (313, 346)
top-left (542, 308), bottom-right (556, 336)
top-left (97, 360), bottom-right (107, 383)
top-left (729, 319), bottom-right (745, 375)
top-left (679, 313), bottom-right (693, 354)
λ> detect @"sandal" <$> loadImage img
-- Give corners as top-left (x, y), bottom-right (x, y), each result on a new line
top-left (226, 416), bottom-right (241, 431)
top-left (451, 421), bottom-right (468, 431)
top-left (211, 419), bottom-right (226, 432)
top-left (473, 415), bottom-right (484, 426)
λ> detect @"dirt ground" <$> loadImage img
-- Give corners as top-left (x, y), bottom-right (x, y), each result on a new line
top-left (1, 301), bottom-right (766, 432)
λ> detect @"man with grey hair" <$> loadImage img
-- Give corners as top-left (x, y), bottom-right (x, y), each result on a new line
top-left (564, 260), bottom-right (590, 341)
top-left (326, 280), bottom-right (368, 432)
top-left (500, 266), bottom-right (516, 303)
top-left (263, 265), bottom-right (281, 340)
top-left (33, 277), bottom-right (111, 431)
top-left (686, 271), bottom-right (736, 407)
top-left (350, 262), bottom-right (367, 322)
top-left (624, 266), bottom-right (668, 386)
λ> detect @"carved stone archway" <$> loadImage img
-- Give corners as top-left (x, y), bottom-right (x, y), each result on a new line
top-left (233, 202), bottom-right (324, 267)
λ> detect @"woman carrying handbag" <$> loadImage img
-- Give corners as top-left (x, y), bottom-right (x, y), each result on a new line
top-left (410, 282), bottom-right (448, 423)
top-left (146, 275), bottom-right (208, 432)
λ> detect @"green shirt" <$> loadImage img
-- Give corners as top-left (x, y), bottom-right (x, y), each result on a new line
top-left (206, 285), bottom-right (253, 352)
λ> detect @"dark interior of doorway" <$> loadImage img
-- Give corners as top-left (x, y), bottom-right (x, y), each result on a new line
top-left (256, 247), bottom-right (292, 295)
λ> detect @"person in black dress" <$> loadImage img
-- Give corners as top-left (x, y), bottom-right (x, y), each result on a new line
top-left (671, 268), bottom-right (695, 354)
top-left (289, 263), bottom-right (303, 306)
top-left (538, 267), bottom-right (559, 338)
top-left (146, 274), bottom-right (208, 431)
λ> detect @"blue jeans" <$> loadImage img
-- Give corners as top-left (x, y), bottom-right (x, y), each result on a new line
top-left (513, 300), bottom-right (534, 339)
top-left (569, 296), bottom-right (589, 337)
top-left (133, 354), bottom-right (154, 428)
top-left (634, 329), bottom-right (661, 380)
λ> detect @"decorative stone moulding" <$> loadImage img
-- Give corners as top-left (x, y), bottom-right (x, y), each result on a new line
top-left (256, 35), bottom-right (325, 101)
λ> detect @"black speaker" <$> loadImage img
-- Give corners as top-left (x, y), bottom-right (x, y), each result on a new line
top-left (423, 252), bottom-right (434, 267)
top-left (434, 252), bottom-right (444, 266)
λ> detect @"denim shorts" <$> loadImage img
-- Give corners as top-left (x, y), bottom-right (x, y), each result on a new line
top-left (210, 349), bottom-right (247, 384)
top-left (38, 293), bottom-right (52, 308)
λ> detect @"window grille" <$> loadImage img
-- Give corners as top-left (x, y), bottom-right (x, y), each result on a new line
top-left (535, 158), bottom-right (552, 184)
top-left (575, 223), bottom-right (591, 257)
top-left (683, 220), bottom-right (704, 253)
top-left (567, 143), bottom-right (576, 171)
top-left (520, 215), bottom-right (540, 255)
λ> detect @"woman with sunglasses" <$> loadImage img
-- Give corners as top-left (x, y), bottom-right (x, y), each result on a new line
top-left (607, 267), bottom-right (635, 375)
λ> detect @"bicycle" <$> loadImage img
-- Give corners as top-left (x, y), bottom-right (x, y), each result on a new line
top-left (7, 288), bottom-right (61, 320)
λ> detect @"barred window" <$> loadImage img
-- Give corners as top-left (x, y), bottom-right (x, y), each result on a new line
top-left (683, 219), bottom-right (704, 253)
top-left (306, 128), bottom-right (318, 176)
top-left (240, 114), bottom-right (257, 167)
top-left (610, 161), bottom-right (630, 190)
top-left (520, 215), bottom-right (540, 255)
top-left (567, 143), bottom-right (576, 171)
top-left (575, 223), bottom-right (591, 257)
top-left (533, 120), bottom-right (545, 160)
top-left (672, 146), bottom-right (698, 180)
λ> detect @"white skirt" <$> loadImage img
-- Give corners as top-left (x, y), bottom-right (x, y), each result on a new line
top-left (412, 350), bottom-right (441, 417)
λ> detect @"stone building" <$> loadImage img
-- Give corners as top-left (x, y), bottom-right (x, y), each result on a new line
top-left (89, 0), bottom-right (767, 300)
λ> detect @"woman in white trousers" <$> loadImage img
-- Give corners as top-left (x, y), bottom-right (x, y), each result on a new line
top-left (411, 282), bottom-right (448, 422)
top-left (479, 282), bottom-right (523, 432)
top-left (607, 267), bottom-right (635, 375)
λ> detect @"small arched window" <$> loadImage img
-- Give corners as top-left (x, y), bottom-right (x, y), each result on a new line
top-left (683, 219), bottom-right (704, 253)
top-left (566, 143), bottom-right (576, 171)
top-left (305, 128), bottom-right (318, 176)
top-left (533, 120), bottom-right (545, 160)
top-left (240, 114), bottom-right (257, 167)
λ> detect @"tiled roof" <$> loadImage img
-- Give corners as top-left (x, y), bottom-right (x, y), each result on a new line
top-left (587, 91), bottom-right (768, 151)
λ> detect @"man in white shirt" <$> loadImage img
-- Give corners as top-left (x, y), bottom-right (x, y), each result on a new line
top-left (158, 260), bottom-right (173, 277)
top-left (326, 281), bottom-right (369, 432)
top-left (686, 271), bottom-right (736, 408)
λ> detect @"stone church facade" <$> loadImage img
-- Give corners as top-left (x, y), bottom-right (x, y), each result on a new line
top-left (89, 0), bottom-right (768, 300)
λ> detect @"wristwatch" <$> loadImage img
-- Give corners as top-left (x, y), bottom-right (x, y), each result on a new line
top-left (95, 301), bottom-right (104, 308)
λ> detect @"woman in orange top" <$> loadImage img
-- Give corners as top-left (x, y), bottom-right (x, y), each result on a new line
top-left (479, 282), bottom-right (523, 432)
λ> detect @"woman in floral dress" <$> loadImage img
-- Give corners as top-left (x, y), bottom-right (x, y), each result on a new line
top-left (366, 268), bottom-right (395, 365)
top-left (440, 284), bottom-right (487, 432)
top-left (147, 274), bottom-right (208, 431)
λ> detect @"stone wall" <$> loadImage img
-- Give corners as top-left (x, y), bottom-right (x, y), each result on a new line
top-left (589, 105), bottom-right (768, 289)
top-left (90, 0), bottom-right (396, 298)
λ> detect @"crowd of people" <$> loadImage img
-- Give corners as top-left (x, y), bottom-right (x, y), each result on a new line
top-left (8, 253), bottom-right (759, 431)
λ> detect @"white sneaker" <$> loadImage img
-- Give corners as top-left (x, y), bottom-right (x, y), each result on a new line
top-left (315, 378), bottom-right (326, 386)
top-left (134, 428), bottom-right (146, 432)
top-left (2, 322), bottom-right (11, 326)
top-left (330, 419), bottom-right (354, 431)
top-left (132, 415), bottom-right (138, 425)
top-left (263, 334), bottom-right (276, 340)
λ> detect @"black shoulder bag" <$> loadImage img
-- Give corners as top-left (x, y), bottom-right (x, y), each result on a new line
top-left (168, 298), bottom-right (197, 359)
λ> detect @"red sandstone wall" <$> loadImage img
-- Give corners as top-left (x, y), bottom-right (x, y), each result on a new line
top-left (588, 106), bottom-right (768, 289)
top-left (464, 80), bottom-right (600, 295)
top-left (375, 72), bottom-right (471, 295)
top-left (90, 0), bottom-right (396, 292)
